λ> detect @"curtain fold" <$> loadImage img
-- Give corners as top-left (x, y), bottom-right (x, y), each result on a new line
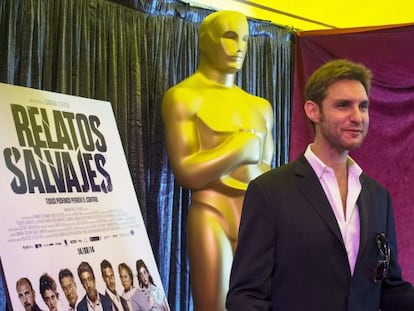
top-left (0, 0), bottom-right (294, 309)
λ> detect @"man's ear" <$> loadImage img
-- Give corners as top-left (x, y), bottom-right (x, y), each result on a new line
top-left (304, 100), bottom-right (320, 124)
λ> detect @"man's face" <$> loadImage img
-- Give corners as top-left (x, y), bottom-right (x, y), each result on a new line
top-left (138, 267), bottom-right (150, 288)
top-left (16, 281), bottom-right (35, 311)
top-left (60, 276), bottom-right (78, 307)
top-left (42, 289), bottom-right (58, 311)
top-left (202, 13), bottom-right (249, 73)
top-left (102, 267), bottom-right (116, 294)
top-left (79, 271), bottom-right (97, 302)
top-left (119, 268), bottom-right (132, 291)
top-left (314, 79), bottom-right (369, 152)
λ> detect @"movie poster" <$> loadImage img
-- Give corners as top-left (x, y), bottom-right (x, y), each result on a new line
top-left (0, 83), bottom-right (170, 311)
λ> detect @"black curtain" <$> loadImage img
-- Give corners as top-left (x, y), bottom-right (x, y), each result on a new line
top-left (0, 0), bottom-right (294, 309)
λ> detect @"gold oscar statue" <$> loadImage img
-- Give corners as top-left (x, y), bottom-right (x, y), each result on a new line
top-left (161, 10), bottom-right (274, 311)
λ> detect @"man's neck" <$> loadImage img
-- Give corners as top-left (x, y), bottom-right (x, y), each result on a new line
top-left (106, 288), bottom-right (118, 298)
top-left (87, 292), bottom-right (99, 305)
top-left (310, 143), bottom-right (348, 172)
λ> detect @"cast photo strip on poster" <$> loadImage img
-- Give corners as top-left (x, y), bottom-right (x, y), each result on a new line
top-left (0, 83), bottom-right (170, 311)
top-left (14, 258), bottom-right (169, 311)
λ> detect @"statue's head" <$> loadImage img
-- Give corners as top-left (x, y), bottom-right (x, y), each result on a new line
top-left (198, 11), bottom-right (249, 73)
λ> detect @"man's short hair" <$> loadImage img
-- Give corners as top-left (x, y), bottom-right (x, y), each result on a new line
top-left (58, 268), bottom-right (74, 283)
top-left (304, 59), bottom-right (372, 106)
top-left (16, 277), bottom-right (33, 290)
top-left (77, 261), bottom-right (94, 279)
top-left (100, 259), bottom-right (113, 274)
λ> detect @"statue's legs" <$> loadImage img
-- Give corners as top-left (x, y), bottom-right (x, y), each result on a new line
top-left (187, 202), bottom-right (234, 311)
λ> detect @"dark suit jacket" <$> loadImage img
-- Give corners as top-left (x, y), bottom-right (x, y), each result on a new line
top-left (227, 154), bottom-right (414, 311)
top-left (77, 293), bottom-right (113, 311)
top-left (105, 291), bottom-right (130, 311)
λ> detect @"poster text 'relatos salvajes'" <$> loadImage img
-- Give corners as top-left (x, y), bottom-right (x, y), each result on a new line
top-left (3, 104), bottom-right (113, 194)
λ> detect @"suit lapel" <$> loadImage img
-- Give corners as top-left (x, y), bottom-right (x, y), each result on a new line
top-left (295, 155), bottom-right (344, 245)
top-left (355, 175), bottom-right (369, 264)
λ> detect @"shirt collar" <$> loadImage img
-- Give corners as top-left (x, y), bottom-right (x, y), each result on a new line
top-left (86, 292), bottom-right (101, 308)
top-left (106, 289), bottom-right (119, 302)
top-left (304, 144), bottom-right (362, 179)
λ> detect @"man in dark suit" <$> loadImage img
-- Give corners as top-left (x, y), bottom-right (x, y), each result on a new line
top-left (100, 259), bottom-right (129, 311)
top-left (76, 261), bottom-right (113, 311)
top-left (226, 59), bottom-right (414, 310)
top-left (59, 268), bottom-right (79, 311)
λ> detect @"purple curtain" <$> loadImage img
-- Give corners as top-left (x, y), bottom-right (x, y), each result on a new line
top-left (291, 24), bottom-right (414, 283)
